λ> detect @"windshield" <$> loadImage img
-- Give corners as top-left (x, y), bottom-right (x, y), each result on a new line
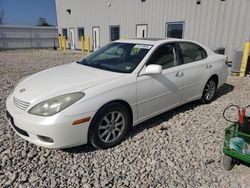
top-left (78, 42), bottom-right (152, 73)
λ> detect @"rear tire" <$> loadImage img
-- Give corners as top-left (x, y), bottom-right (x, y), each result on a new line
top-left (201, 78), bottom-right (217, 104)
top-left (222, 155), bottom-right (234, 170)
top-left (89, 103), bottom-right (130, 149)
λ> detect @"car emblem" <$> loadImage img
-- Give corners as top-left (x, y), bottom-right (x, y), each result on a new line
top-left (19, 88), bottom-right (26, 93)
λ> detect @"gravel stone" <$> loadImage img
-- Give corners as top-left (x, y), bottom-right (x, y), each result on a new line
top-left (166, 159), bottom-right (175, 169)
top-left (50, 175), bottom-right (57, 188)
top-left (1, 49), bottom-right (250, 187)
top-left (20, 172), bottom-right (28, 182)
top-left (82, 183), bottom-right (91, 188)
top-left (29, 176), bottom-right (38, 183)
top-left (21, 150), bottom-right (27, 158)
top-left (27, 150), bottom-right (36, 159)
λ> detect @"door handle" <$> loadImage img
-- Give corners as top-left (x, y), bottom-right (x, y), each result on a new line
top-left (206, 64), bottom-right (212, 69)
top-left (175, 71), bottom-right (184, 77)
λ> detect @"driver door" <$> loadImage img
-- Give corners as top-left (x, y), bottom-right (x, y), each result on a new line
top-left (136, 43), bottom-right (183, 121)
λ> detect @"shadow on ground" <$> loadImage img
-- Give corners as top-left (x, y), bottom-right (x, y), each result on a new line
top-left (64, 83), bottom-right (234, 154)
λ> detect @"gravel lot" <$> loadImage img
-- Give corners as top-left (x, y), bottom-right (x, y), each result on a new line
top-left (0, 49), bottom-right (250, 187)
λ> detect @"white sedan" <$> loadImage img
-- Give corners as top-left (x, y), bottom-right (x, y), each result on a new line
top-left (6, 38), bottom-right (228, 149)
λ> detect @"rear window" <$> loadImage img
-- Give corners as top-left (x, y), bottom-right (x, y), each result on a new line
top-left (179, 42), bottom-right (207, 64)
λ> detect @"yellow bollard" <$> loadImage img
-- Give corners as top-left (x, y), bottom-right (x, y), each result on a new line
top-left (81, 36), bottom-right (85, 55)
top-left (63, 36), bottom-right (66, 53)
top-left (58, 35), bottom-right (62, 50)
top-left (239, 41), bottom-right (250, 77)
top-left (87, 36), bottom-right (91, 55)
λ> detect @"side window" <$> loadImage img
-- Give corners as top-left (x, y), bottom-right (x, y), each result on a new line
top-left (147, 44), bottom-right (179, 69)
top-left (179, 42), bottom-right (207, 64)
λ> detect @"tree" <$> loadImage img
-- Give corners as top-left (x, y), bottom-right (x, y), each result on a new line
top-left (37, 17), bottom-right (51, 26)
top-left (0, 9), bottom-right (5, 25)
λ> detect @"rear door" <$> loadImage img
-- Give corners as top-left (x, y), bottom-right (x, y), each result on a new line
top-left (177, 42), bottom-right (209, 102)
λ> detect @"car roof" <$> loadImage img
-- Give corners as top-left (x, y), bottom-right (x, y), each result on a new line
top-left (115, 38), bottom-right (184, 45)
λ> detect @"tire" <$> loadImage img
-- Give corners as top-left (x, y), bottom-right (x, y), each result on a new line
top-left (222, 155), bottom-right (234, 170)
top-left (89, 103), bottom-right (130, 149)
top-left (201, 78), bottom-right (217, 104)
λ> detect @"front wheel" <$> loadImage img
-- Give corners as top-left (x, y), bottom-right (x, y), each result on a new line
top-left (89, 103), bottom-right (130, 149)
top-left (201, 78), bottom-right (217, 104)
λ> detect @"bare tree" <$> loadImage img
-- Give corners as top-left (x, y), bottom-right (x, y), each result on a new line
top-left (37, 17), bottom-right (51, 26)
top-left (0, 9), bottom-right (5, 25)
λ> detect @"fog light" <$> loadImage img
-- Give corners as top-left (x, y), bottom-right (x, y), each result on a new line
top-left (38, 135), bottom-right (54, 143)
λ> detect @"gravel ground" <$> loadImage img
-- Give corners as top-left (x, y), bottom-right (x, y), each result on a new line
top-left (0, 49), bottom-right (250, 188)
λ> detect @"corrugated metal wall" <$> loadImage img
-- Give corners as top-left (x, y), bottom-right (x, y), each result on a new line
top-left (55, 0), bottom-right (250, 60)
top-left (0, 26), bottom-right (58, 50)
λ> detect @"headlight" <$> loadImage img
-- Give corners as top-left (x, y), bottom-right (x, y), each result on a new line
top-left (28, 92), bottom-right (84, 116)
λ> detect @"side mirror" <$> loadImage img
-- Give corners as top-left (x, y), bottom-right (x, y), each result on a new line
top-left (145, 64), bottom-right (162, 75)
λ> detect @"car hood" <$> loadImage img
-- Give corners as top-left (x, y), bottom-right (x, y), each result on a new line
top-left (13, 62), bottom-right (124, 103)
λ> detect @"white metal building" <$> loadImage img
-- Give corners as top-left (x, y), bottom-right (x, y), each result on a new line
top-left (0, 25), bottom-right (58, 50)
top-left (55, 0), bottom-right (250, 61)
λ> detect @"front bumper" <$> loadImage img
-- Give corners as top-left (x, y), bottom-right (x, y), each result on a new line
top-left (6, 94), bottom-right (94, 149)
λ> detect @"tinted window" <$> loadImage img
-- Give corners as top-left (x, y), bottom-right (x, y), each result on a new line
top-left (62, 28), bottom-right (68, 39)
top-left (78, 27), bottom-right (84, 40)
top-left (166, 22), bottom-right (184, 39)
top-left (79, 43), bottom-right (152, 73)
top-left (147, 44), bottom-right (180, 69)
top-left (110, 26), bottom-right (120, 41)
top-left (179, 42), bottom-right (207, 64)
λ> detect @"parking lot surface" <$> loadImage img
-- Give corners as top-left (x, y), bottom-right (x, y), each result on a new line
top-left (0, 49), bottom-right (250, 187)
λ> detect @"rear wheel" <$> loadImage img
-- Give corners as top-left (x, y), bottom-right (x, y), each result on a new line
top-left (201, 78), bottom-right (217, 104)
top-left (89, 103), bottom-right (130, 149)
top-left (222, 155), bottom-right (234, 170)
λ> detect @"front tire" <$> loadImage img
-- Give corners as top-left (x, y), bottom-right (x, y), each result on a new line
top-left (201, 78), bottom-right (217, 104)
top-left (89, 103), bottom-right (130, 149)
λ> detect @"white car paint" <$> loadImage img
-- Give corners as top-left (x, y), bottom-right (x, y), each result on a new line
top-left (6, 38), bottom-right (228, 148)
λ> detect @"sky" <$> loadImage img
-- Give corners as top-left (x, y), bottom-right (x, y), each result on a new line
top-left (0, 0), bottom-right (57, 26)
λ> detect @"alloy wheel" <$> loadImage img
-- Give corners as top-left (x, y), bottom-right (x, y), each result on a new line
top-left (204, 80), bottom-right (216, 101)
top-left (98, 111), bottom-right (125, 143)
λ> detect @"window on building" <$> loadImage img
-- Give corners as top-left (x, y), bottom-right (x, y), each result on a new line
top-left (78, 27), bottom-right (85, 40)
top-left (147, 44), bottom-right (180, 70)
top-left (62, 28), bottom-right (68, 39)
top-left (166, 22), bottom-right (184, 39)
top-left (110, 26), bottom-right (120, 41)
top-left (178, 42), bottom-right (207, 64)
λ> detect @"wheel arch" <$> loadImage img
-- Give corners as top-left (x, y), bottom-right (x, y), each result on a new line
top-left (87, 99), bottom-right (133, 143)
top-left (209, 74), bottom-right (219, 86)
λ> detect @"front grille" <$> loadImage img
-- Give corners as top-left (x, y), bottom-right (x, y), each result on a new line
top-left (13, 97), bottom-right (30, 111)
